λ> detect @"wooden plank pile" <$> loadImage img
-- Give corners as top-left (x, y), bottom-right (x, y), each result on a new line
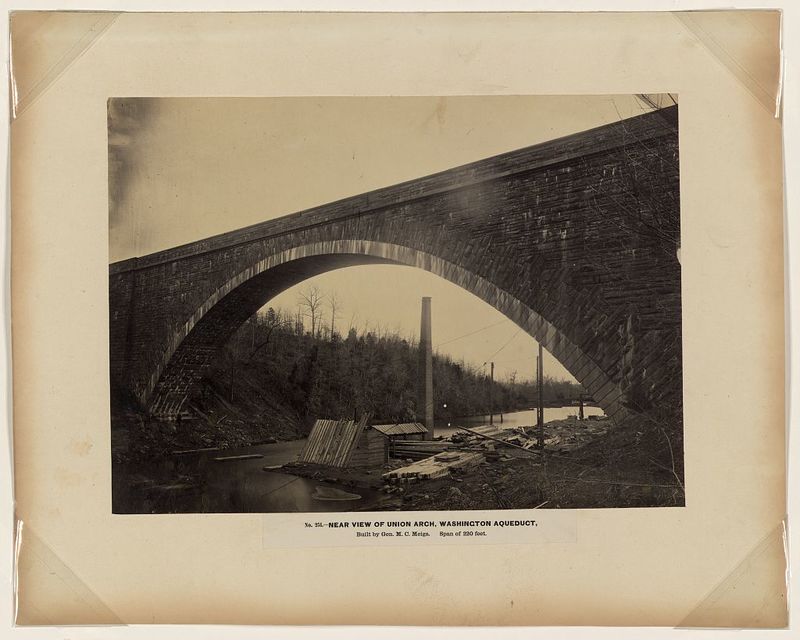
top-left (450, 424), bottom-right (517, 444)
top-left (449, 425), bottom-right (545, 457)
top-left (298, 416), bottom-right (368, 468)
top-left (389, 439), bottom-right (450, 460)
top-left (504, 433), bottom-right (541, 450)
top-left (460, 424), bottom-right (508, 438)
top-left (383, 451), bottom-right (485, 484)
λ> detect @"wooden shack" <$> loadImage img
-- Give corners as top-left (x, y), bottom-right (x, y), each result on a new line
top-left (351, 423), bottom-right (429, 466)
top-left (298, 420), bottom-right (431, 469)
top-left (298, 417), bottom-right (385, 468)
top-left (347, 427), bottom-right (387, 468)
top-left (372, 422), bottom-right (430, 460)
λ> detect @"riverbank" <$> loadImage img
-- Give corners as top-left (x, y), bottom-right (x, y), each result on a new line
top-left (110, 410), bottom-right (305, 465)
top-left (112, 407), bottom-right (684, 512)
top-left (284, 412), bottom-right (684, 510)
top-left (394, 415), bottom-right (684, 510)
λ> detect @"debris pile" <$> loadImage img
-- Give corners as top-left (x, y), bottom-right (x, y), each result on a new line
top-left (275, 415), bottom-right (620, 509)
top-left (378, 417), bottom-right (610, 491)
top-left (383, 451), bottom-right (485, 484)
top-left (520, 417), bottom-right (609, 452)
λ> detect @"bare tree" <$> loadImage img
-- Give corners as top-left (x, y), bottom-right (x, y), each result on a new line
top-left (328, 291), bottom-right (341, 339)
top-left (225, 308), bottom-right (292, 403)
top-left (347, 311), bottom-right (359, 334)
top-left (298, 285), bottom-right (324, 337)
top-left (246, 308), bottom-right (291, 361)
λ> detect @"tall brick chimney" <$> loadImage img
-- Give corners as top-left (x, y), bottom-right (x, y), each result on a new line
top-left (418, 297), bottom-right (434, 440)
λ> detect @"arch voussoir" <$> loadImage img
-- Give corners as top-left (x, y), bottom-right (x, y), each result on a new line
top-left (145, 240), bottom-right (624, 422)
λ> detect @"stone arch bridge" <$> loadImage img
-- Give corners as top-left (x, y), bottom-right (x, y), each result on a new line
top-left (109, 106), bottom-right (681, 423)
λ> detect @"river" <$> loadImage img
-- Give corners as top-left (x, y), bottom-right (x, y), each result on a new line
top-left (113, 406), bottom-right (603, 513)
top-left (113, 439), bottom-right (382, 514)
top-left (433, 405), bottom-right (605, 438)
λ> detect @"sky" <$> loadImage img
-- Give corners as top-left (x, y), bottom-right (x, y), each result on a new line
top-left (108, 95), bottom-right (666, 383)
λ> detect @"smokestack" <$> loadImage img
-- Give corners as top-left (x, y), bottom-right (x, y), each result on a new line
top-left (418, 297), bottom-right (434, 440)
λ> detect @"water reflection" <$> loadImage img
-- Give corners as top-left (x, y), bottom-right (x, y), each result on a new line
top-left (113, 440), bottom-right (380, 514)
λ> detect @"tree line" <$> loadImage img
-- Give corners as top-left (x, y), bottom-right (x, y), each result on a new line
top-left (197, 297), bottom-right (585, 429)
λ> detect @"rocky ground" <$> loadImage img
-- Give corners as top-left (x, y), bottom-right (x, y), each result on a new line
top-left (284, 413), bottom-right (685, 510)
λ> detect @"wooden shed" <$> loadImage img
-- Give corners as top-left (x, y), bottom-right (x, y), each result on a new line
top-left (298, 417), bottom-right (385, 469)
top-left (348, 427), bottom-right (387, 468)
top-left (371, 423), bottom-right (430, 461)
top-left (351, 423), bottom-right (429, 466)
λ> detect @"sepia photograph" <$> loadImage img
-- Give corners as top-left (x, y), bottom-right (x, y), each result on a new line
top-left (9, 7), bottom-right (789, 629)
top-left (109, 94), bottom-right (683, 514)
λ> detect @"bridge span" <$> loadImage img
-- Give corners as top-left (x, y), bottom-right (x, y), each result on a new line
top-left (109, 106), bottom-right (681, 422)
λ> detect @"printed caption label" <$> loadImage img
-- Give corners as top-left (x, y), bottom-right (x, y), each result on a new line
top-left (263, 511), bottom-right (576, 548)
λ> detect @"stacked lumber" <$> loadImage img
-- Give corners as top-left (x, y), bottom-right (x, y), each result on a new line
top-left (457, 424), bottom-right (508, 438)
top-left (298, 416), bottom-right (368, 467)
top-left (389, 439), bottom-right (450, 460)
top-left (383, 452), bottom-right (484, 484)
top-left (504, 433), bottom-right (540, 450)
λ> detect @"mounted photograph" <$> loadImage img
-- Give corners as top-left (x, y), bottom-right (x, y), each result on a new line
top-left (109, 95), bottom-right (683, 514)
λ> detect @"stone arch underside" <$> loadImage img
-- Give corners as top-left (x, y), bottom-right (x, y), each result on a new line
top-left (146, 240), bottom-right (628, 422)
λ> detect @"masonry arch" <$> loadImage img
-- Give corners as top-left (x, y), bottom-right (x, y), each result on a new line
top-left (146, 239), bottom-right (624, 421)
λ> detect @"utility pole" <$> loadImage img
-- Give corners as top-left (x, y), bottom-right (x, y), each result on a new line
top-left (537, 343), bottom-right (544, 448)
top-left (418, 297), bottom-right (434, 440)
top-left (489, 361), bottom-right (494, 425)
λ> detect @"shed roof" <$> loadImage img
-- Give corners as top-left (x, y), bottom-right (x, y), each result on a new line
top-left (371, 422), bottom-right (428, 436)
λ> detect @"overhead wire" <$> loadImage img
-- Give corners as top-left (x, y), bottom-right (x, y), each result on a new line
top-left (435, 318), bottom-right (508, 348)
top-left (483, 327), bottom-right (523, 363)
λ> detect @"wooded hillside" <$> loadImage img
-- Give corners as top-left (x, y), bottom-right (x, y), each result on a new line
top-left (194, 307), bottom-right (585, 436)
